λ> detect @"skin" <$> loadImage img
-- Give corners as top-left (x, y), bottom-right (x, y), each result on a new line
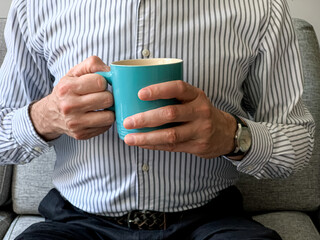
top-left (123, 80), bottom-right (238, 159)
top-left (30, 56), bottom-right (115, 141)
top-left (30, 56), bottom-right (240, 160)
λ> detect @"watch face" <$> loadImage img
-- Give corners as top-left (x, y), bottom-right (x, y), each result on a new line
top-left (239, 127), bottom-right (252, 152)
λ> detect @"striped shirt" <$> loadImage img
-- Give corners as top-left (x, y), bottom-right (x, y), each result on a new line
top-left (0, 0), bottom-right (315, 216)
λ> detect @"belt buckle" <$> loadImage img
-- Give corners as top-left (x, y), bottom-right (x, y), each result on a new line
top-left (127, 211), bottom-right (135, 229)
top-left (127, 210), bottom-right (166, 230)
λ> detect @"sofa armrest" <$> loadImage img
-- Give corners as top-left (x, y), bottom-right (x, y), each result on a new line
top-left (253, 211), bottom-right (320, 240)
top-left (0, 211), bottom-right (15, 240)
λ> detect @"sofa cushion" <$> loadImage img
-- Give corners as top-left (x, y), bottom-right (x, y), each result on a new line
top-left (0, 18), bottom-right (6, 64)
top-left (3, 215), bottom-right (44, 240)
top-left (12, 148), bottom-right (55, 215)
top-left (236, 19), bottom-right (320, 212)
top-left (253, 211), bottom-right (320, 240)
top-left (0, 166), bottom-right (12, 206)
top-left (0, 211), bottom-right (15, 240)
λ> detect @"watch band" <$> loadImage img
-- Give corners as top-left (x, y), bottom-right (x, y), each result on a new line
top-left (231, 114), bottom-right (247, 127)
top-left (225, 114), bottom-right (250, 157)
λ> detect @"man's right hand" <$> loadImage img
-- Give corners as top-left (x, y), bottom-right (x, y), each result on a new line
top-left (30, 56), bottom-right (115, 141)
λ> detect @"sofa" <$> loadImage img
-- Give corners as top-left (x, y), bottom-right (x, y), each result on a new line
top-left (0, 17), bottom-right (319, 240)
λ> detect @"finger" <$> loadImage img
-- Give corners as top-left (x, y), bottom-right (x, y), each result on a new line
top-left (72, 74), bottom-right (108, 95)
top-left (67, 110), bottom-right (115, 132)
top-left (123, 103), bottom-right (195, 129)
top-left (82, 110), bottom-right (115, 128)
top-left (124, 123), bottom-right (195, 146)
top-left (138, 80), bottom-right (199, 102)
top-left (66, 56), bottom-right (110, 77)
top-left (71, 126), bottom-right (112, 140)
top-left (72, 91), bottom-right (114, 112)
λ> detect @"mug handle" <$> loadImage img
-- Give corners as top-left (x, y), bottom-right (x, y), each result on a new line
top-left (95, 71), bottom-right (115, 111)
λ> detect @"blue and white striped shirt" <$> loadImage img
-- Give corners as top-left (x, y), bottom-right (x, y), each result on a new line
top-left (0, 0), bottom-right (315, 216)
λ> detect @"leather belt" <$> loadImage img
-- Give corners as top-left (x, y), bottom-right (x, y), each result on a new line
top-left (102, 187), bottom-right (239, 231)
top-left (108, 210), bottom-right (171, 230)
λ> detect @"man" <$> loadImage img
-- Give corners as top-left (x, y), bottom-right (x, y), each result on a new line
top-left (0, 0), bottom-right (315, 239)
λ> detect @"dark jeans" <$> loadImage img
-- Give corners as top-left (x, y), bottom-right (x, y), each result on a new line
top-left (15, 186), bottom-right (282, 240)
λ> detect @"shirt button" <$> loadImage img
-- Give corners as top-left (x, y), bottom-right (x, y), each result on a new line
top-left (246, 166), bottom-right (254, 171)
top-left (34, 147), bottom-right (42, 153)
top-left (142, 164), bottom-right (149, 172)
top-left (142, 49), bottom-right (150, 57)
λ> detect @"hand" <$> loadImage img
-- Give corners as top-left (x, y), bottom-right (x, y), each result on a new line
top-left (123, 80), bottom-right (237, 159)
top-left (30, 56), bottom-right (115, 141)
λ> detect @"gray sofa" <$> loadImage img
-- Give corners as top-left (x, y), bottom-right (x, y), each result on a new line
top-left (0, 17), bottom-right (319, 240)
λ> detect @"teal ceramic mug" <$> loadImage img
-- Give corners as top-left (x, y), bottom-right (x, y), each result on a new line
top-left (96, 58), bottom-right (183, 140)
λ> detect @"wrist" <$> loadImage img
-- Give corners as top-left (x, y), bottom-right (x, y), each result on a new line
top-left (29, 97), bottom-right (61, 141)
top-left (220, 111), bottom-right (237, 156)
top-left (225, 114), bottom-right (252, 160)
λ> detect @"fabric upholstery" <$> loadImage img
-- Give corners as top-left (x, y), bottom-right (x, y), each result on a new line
top-left (0, 18), bottom-right (6, 64)
top-left (0, 165), bottom-right (12, 206)
top-left (3, 216), bottom-right (44, 240)
top-left (253, 211), bottom-right (320, 240)
top-left (12, 148), bottom-right (55, 215)
top-left (0, 211), bottom-right (15, 240)
top-left (0, 18), bottom-right (13, 207)
top-left (236, 18), bottom-right (320, 212)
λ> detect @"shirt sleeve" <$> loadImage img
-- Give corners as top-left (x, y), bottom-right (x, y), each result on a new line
top-left (231, 0), bottom-right (315, 179)
top-left (0, 0), bottom-right (53, 165)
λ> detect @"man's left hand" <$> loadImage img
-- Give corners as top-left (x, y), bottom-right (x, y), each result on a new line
top-left (123, 80), bottom-right (236, 159)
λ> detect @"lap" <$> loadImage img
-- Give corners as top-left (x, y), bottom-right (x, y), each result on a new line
top-left (189, 216), bottom-right (281, 240)
top-left (15, 221), bottom-right (95, 240)
top-left (16, 215), bottom-right (280, 240)
top-left (15, 187), bottom-right (282, 240)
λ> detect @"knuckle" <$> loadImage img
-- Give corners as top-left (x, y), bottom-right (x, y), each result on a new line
top-left (163, 106), bottom-right (178, 121)
top-left (56, 81), bottom-right (72, 97)
top-left (66, 119), bottom-right (80, 131)
top-left (166, 128), bottom-right (178, 144)
top-left (59, 102), bottom-right (73, 115)
top-left (201, 120), bottom-right (214, 133)
top-left (197, 104), bottom-right (212, 119)
top-left (197, 140), bottom-right (211, 152)
top-left (197, 89), bottom-right (208, 101)
top-left (198, 89), bottom-right (207, 97)
top-left (87, 55), bottom-right (101, 65)
top-left (86, 56), bottom-right (105, 73)
top-left (176, 80), bottom-right (188, 94)
top-left (73, 133), bottom-right (83, 140)
top-left (104, 92), bottom-right (114, 107)
top-left (96, 76), bottom-right (107, 90)
top-left (71, 129), bottom-right (89, 140)
top-left (105, 111), bottom-right (115, 124)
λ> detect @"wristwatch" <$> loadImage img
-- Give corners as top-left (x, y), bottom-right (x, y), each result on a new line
top-left (225, 114), bottom-right (252, 157)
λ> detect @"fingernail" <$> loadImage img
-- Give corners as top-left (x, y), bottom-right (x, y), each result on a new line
top-left (124, 118), bottom-right (135, 129)
top-left (139, 89), bottom-right (151, 99)
top-left (125, 135), bottom-right (136, 145)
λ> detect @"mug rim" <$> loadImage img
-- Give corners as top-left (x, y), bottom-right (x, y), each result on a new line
top-left (111, 58), bottom-right (183, 67)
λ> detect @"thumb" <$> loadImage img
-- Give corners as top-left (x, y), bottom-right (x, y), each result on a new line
top-left (66, 56), bottom-right (110, 77)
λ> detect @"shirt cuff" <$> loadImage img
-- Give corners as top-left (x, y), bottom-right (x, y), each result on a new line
top-left (228, 119), bottom-right (273, 175)
top-left (12, 104), bottom-right (51, 157)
